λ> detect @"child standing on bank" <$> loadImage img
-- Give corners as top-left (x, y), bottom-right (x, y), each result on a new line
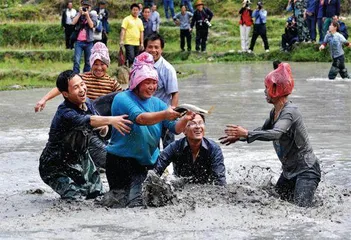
top-left (319, 20), bottom-right (351, 79)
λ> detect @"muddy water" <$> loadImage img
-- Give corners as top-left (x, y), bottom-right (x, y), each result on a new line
top-left (0, 62), bottom-right (351, 239)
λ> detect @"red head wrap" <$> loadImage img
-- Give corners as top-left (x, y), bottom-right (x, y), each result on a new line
top-left (264, 62), bottom-right (294, 98)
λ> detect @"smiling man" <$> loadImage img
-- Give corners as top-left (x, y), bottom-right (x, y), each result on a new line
top-left (39, 70), bottom-right (132, 200)
top-left (153, 113), bottom-right (226, 186)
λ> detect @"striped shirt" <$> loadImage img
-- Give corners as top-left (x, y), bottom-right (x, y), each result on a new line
top-left (80, 72), bottom-right (123, 100)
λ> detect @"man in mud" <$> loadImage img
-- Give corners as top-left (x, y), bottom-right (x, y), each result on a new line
top-left (219, 63), bottom-right (321, 207)
top-left (153, 113), bottom-right (226, 186)
top-left (144, 33), bottom-right (179, 148)
top-left (39, 70), bottom-right (132, 200)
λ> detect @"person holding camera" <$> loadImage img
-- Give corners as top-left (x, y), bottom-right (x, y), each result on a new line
top-left (71, 0), bottom-right (98, 74)
top-left (238, 0), bottom-right (253, 53)
top-left (61, 1), bottom-right (77, 49)
top-left (248, 1), bottom-right (269, 53)
top-left (94, 0), bottom-right (110, 46)
top-left (190, 0), bottom-right (213, 52)
top-left (281, 16), bottom-right (298, 52)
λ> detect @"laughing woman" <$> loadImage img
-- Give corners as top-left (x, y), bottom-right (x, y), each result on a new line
top-left (220, 63), bottom-right (321, 207)
top-left (105, 52), bottom-right (195, 208)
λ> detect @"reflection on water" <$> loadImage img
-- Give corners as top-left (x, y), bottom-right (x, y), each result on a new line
top-left (0, 62), bottom-right (350, 238)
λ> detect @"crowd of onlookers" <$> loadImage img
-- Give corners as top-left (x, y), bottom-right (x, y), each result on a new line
top-left (34, 0), bottom-right (351, 209)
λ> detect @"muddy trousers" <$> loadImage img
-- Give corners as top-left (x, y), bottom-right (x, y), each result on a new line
top-left (328, 55), bottom-right (350, 79)
top-left (275, 168), bottom-right (320, 207)
top-left (249, 24), bottom-right (269, 51)
top-left (106, 153), bottom-right (153, 207)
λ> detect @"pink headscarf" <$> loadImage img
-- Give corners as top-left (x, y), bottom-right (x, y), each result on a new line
top-left (264, 62), bottom-right (294, 98)
top-left (129, 52), bottom-right (158, 91)
top-left (89, 42), bottom-right (110, 67)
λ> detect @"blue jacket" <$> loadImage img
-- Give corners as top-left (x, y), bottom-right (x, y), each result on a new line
top-left (154, 137), bottom-right (226, 186)
top-left (323, 0), bottom-right (340, 18)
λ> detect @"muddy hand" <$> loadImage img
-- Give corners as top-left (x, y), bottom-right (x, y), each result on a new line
top-left (34, 99), bottom-right (46, 112)
top-left (218, 135), bottom-right (239, 146)
top-left (224, 124), bottom-right (248, 138)
top-left (111, 114), bottom-right (132, 136)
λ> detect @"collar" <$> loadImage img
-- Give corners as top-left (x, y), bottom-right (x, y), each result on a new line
top-left (64, 99), bottom-right (89, 112)
top-left (153, 56), bottom-right (164, 69)
top-left (182, 138), bottom-right (209, 151)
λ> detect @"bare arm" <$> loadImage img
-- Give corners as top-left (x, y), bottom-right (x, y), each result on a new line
top-left (120, 28), bottom-right (126, 45)
top-left (90, 114), bottom-right (132, 136)
top-left (170, 92), bottom-right (179, 107)
top-left (85, 11), bottom-right (94, 28)
top-left (72, 9), bottom-right (81, 25)
top-left (34, 87), bottom-right (61, 112)
top-left (135, 106), bottom-right (180, 125)
top-left (174, 111), bottom-right (195, 134)
top-left (139, 31), bottom-right (144, 50)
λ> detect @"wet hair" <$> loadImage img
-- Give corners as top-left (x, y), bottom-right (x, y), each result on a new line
top-left (142, 6), bottom-right (150, 12)
top-left (273, 60), bottom-right (281, 70)
top-left (144, 33), bottom-right (165, 49)
top-left (56, 70), bottom-right (77, 93)
top-left (198, 113), bottom-right (205, 123)
top-left (331, 20), bottom-right (340, 31)
top-left (180, 4), bottom-right (185, 9)
top-left (130, 3), bottom-right (140, 10)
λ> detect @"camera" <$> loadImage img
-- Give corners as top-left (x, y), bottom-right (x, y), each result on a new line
top-left (204, 19), bottom-right (212, 28)
top-left (82, 7), bottom-right (87, 12)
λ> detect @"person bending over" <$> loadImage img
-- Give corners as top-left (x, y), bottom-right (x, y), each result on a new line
top-left (39, 70), bottom-right (131, 200)
top-left (220, 63), bottom-right (321, 207)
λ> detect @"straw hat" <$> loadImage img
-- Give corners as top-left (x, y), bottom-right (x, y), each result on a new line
top-left (194, 0), bottom-right (204, 7)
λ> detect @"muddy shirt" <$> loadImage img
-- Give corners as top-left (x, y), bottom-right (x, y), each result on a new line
top-left (246, 101), bottom-right (320, 179)
top-left (48, 98), bottom-right (96, 143)
top-left (155, 137), bottom-right (226, 186)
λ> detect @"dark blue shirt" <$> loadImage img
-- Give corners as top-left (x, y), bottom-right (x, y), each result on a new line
top-left (306, 0), bottom-right (318, 14)
top-left (323, 0), bottom-right (340, 18)
top-left (141, 16), bottom-right (154, 38)
top-left (48, 98), bottom-right (97, 143)
top-left (154, 137), bottom-right (226, 186)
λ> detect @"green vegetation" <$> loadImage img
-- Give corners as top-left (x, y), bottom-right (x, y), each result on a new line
top-left (0, 0), bottom-right (351, 89)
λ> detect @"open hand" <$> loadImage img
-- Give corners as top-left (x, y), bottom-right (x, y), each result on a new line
top-left (224, 124), bottom-right (248, 139)
top-left (111, 114), bottom-right (132, 136)
top-left (218, 135), bottom-right (239, 146)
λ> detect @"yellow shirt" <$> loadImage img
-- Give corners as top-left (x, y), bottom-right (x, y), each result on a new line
top-left (121, 15), bottom-right (144, 46)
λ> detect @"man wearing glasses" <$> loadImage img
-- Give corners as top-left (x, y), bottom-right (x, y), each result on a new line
top-left (153, 113), bottom-right (226, 186)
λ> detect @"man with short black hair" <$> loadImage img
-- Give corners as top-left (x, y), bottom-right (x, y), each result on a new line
top-left (120, 3), bottom-right (144, 67)
top-left (141, 6), bottom-right (154, 38)
top-left (61, 1), bottom-right (77, 49)
top-left (144, 33), bottom-right (179, 148)
top-left (39, 70), bottom-right (132, 200)
top-left (154, 113), bottom-right (226, 186)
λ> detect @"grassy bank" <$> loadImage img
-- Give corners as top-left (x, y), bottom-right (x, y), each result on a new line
top-left (1, 12), bottom-right (351, 89)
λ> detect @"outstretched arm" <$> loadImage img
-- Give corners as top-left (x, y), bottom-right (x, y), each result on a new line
top-left (90, 114), bottom-right (132, 136)
top-left (34, 87), bottom-right (61, 112)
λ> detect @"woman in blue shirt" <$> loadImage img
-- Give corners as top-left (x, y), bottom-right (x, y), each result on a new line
top-left (105, 52), bottom-right (194, 208)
